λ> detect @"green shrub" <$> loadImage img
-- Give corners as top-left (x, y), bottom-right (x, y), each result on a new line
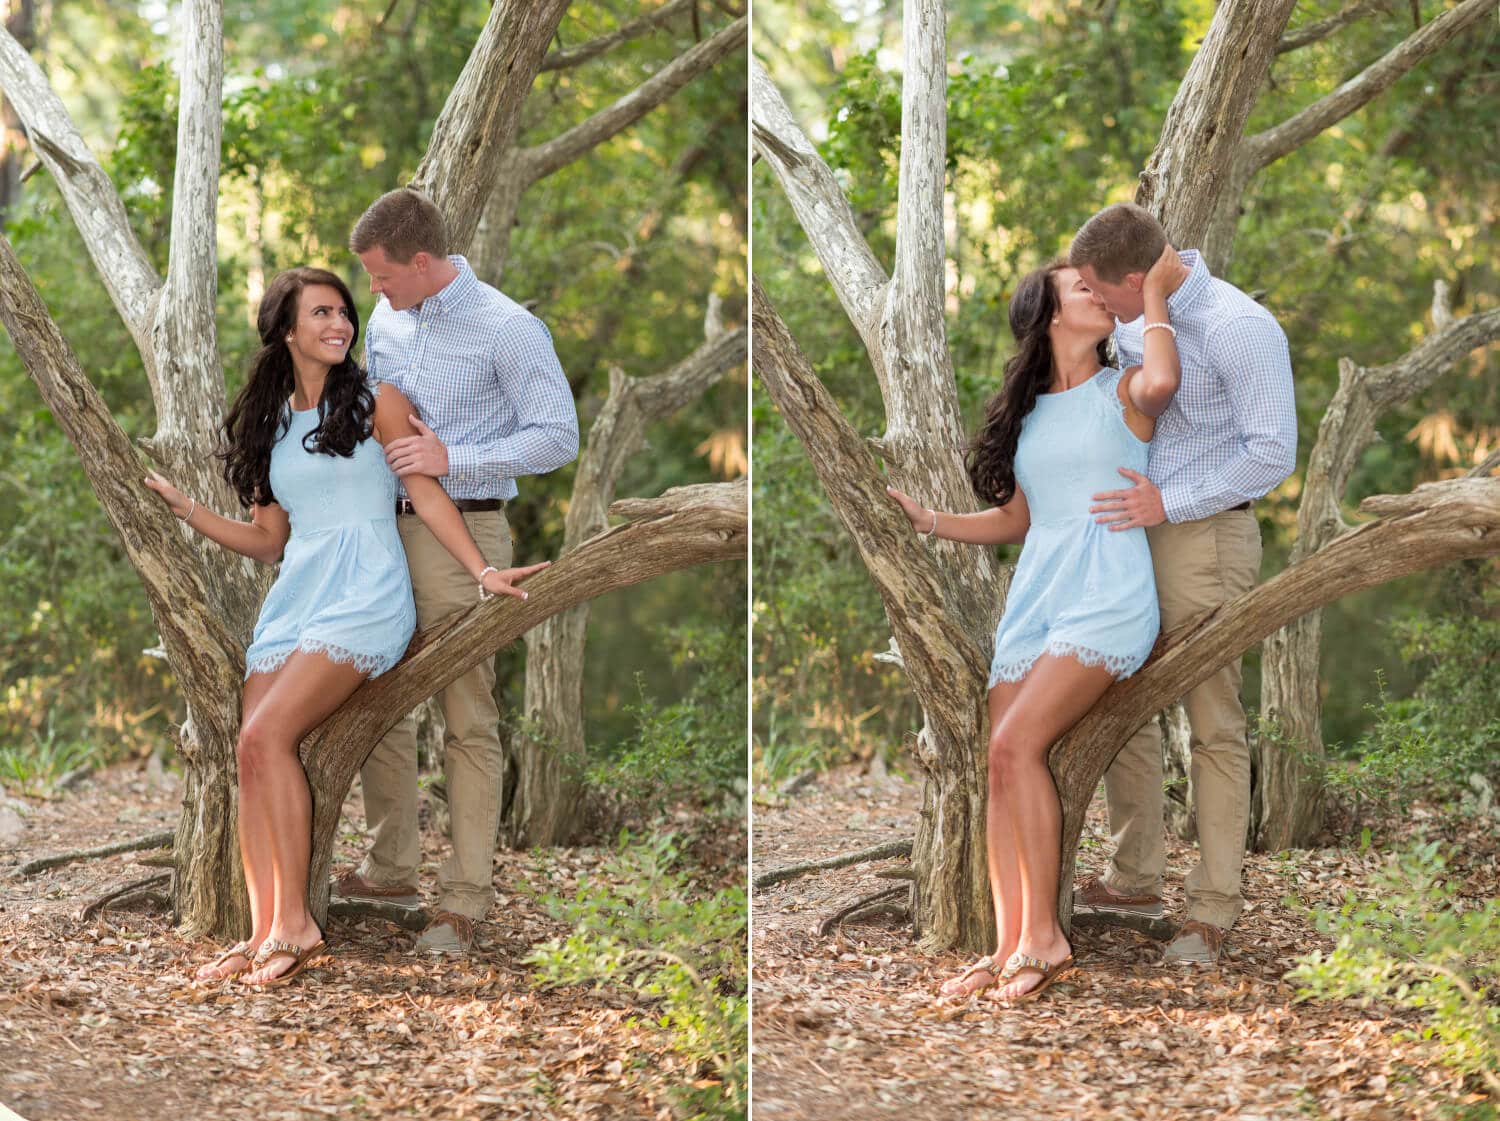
top-left (525, 832), bottom-right (747, 1121)
top-left (1288, 842), bottom-right (1500, 1099)
top-left (1330, 614), bottom-right (1500, 813)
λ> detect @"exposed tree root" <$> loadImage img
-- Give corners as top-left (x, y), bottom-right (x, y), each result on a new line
top-left (753, 839), bottom-right (913, 890)
top-left (17, 830), bottom-right (174, 877)
top-left (328, 900), bottom-right (430, 932)
top-left (817, 886), bottom-right (909, 936)
top-left (1071, 909), bottom-right (1177, 942)
top-left (80, 872), bottom-right (171, 921)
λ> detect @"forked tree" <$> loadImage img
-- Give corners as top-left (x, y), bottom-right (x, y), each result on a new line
top-left (0, 0), bottom-right (747, 939)
top-left (752, 0), bottom-right (1499, 953)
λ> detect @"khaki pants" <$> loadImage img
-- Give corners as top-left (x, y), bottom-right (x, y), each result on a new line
top-left (1103, 507), bottom-right (1262, 929)
top-left (359, 509), bottom-right (511, 921)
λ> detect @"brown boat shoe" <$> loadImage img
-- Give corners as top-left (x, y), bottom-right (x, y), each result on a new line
top-left (331, 869), bottom-right (421, 910)
top-left (1072, 874), bottom-right (1165, 919)
top-left (1163, 919), bottom-right (1225, 965)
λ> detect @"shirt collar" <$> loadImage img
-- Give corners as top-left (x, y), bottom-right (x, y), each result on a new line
top-left (1165, 248), bottom-right (1211, 317)
top-left (404, 254), bottom-right (477, 317)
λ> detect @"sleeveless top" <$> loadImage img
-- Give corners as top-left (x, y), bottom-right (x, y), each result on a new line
top-left (243, 384), bottom-right (416, 679)
top-left (988, 368), bottom-right (1160, 687)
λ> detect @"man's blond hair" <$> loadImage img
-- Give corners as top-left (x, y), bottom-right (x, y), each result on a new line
top-left (1068, 202), bottom-right (1166, 284)
top-left (350, 188), bottom-right (448, 263)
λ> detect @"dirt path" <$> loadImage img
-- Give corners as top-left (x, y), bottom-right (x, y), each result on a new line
top-left (0, 762), bottom-right (719, 1121)
top-left (751, 767), bottom-right (1484, 1120)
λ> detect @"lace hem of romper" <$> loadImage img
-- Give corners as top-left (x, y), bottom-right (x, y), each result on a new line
top-left (988, 641), bottom-right (1147, 688)
top-left (245, 640), bottom-right (396, 679)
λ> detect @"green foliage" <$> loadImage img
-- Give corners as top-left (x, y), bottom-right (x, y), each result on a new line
top-left (1329, 612), bottom-right (1500, 812)
top-left (1288, 842), bottom-right (1500, 1098)
top-left (526, 832), bottom-right (748, 1121)
top-left (589, 573), bottom-right (748, 815)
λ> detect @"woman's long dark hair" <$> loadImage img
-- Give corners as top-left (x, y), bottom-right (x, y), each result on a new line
top-left (219, 267), bottom-right (375, 507)
top-left (966, 261), bottom-right (1110, 506)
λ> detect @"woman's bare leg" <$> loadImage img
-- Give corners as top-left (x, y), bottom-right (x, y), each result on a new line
top-left (940, 677), bottom-right (1023, 996)
top-left (235, 650), bottom-right (368, 985)
top-left (987, 653), bottom-right (1117, 999)
top-left (195, 670), bottom-right (278, 981)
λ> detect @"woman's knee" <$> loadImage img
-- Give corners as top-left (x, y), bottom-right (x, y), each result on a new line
top-left (987, 729), bottom-right (1037, 786)
top-left (236, 719), bottom-right (287, 781)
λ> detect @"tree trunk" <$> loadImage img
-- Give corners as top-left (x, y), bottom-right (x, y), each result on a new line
top-left (500, 326), bottom-right (747, 846)
top-left (1051, 477), bottom-right (1500, 933)
top-left (1253, 302), bottom-right (1500, 850)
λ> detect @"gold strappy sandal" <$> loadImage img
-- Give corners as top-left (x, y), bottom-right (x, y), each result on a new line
top-left (993, 950), bottom-right (1075, 1003)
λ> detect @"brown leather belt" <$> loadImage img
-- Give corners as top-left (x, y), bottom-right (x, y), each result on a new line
top-left (1229, 501), bottom-right (1251, 512)
top-left (395, 497), bottom-right (506, 516)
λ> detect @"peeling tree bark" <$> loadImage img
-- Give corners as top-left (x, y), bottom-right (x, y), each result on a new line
top-left (500, 325), bottom-right (747, 846)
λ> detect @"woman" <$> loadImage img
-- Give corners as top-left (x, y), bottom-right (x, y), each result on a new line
top-left (886, 250), bottom-right (1181, 1001)
top-left (145, 267), bottom-right (547, 987)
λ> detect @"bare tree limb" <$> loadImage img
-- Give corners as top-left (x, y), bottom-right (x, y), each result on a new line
top-left (1054, 476), bottom-right (1500, 931)
top-left (80, 872), bottom-right (172, 921)
top-left (1277, 0), bottom-right (1391, 54)
top-left (0, 22), bottom-right (160, 352)
top-left (817, 886), bottom-right (908, 935)
top-left (1295, 306), bottom-right (1500, 561)
top-left (749, 57), bottom-right (889, 344)
top-left (15, 830), bottom-right (174, 876)
top-left (153, 0), bottom-right (225, 448)
top-left (754, 840), bottom-right (913, 890)
top-left (0, 232), bottom-right (245, 750)
top-left (752, 279), bottom-right (988, 754)
top-left (412, 0), bottom-right (572, 252)
top-left (540, 0), bottom-right (696, 71)
top-left (1246, 0), bottom-right (1497, 172)
top-left (301, 480), bottom-right (747, 917)
top-left (1469, 448), bottom-right (1500, 478)
top-left (520, 16), bottom-right (747, 185)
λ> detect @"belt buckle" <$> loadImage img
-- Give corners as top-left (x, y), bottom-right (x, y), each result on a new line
top-left (396, 497), bottom-right (415, 516)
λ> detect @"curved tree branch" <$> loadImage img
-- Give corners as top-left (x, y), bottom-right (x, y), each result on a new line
top-left (0, 232), bottom-right (243, 750)
top-left (0, 22), bottom-right (160, 355)
top-left (749, 57), bottom-right (890, 344)
top-left (302, 479), bottom-right (747, 916)
top-left (540, 0), bottom-right (697, 71)
top-left (521, 16), bottom-right (747, 185)
top-left (1277, 0), bottom-right (1391, 54)
top-left (1247, 0), bottom-right (1497, 172)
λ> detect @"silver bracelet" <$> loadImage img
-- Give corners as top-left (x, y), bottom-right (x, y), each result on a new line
top-left (918, 509), bottom-right (938, 538)
top-left (477, 564), bottom-right (498, 601)
top-left (1142, 321), bottom-right (1176, 338)
top-left (179, 498), bottom-right (197, 523)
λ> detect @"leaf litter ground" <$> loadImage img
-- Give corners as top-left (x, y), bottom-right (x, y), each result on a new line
top-left (751, 766), bottom-right (1498, 1121)
top-left (0, 761), bottom-right (741, 1120)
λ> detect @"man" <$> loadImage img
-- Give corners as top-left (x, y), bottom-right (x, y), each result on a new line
top-left (334, 187), bottom-right (579, 953)
top-left (1067, 202), bottom-right (1297, 964)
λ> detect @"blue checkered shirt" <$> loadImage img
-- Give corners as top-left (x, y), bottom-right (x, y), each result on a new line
top-left (1115, 250), bottom-right (1297, 523)
top-left (366, 255), bottom-right (578, 501)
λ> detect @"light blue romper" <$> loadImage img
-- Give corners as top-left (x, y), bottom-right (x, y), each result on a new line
top-left (243, 384), bottom-right (417, 680)
top-left (988, 368), bottom-right (1160, 687)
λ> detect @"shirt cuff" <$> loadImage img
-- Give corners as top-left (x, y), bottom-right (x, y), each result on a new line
top-left (1160, 483), bottom-right (1197, 525)
top-left (446, 443), bottom-right (479, 484)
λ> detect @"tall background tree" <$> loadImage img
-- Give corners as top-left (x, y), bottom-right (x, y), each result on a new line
top-left (752, 0), bottom-right (1498, 952)
top-left (0, 0), bottom-right (747, 937)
